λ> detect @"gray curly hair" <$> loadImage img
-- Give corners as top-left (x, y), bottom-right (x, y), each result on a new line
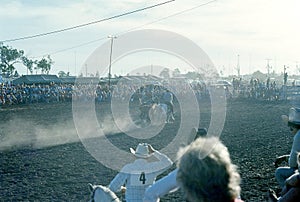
top-left (176, 137), bottom-right (241, 202)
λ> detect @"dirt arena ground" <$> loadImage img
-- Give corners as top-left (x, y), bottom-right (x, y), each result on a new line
top-left (0, 98), bottom-right (294, 201)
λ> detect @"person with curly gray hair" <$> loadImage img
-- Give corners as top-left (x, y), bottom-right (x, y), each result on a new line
top-left (143, 127), bottom-right (207, 202)
top-left (176, 136), bottom-right (243, 202)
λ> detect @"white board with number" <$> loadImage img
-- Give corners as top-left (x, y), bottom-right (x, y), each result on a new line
top-left (129, 172), bottom-right (156, 186)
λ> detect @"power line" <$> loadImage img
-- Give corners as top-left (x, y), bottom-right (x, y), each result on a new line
top-left (30, 0), bottom-right (218, 58)
top-left (29, 36), bottom-right (108, 59)
top-left (117, 0), bottom-right (217, 35)
top-left (0, 0), bottom-right (175, 43)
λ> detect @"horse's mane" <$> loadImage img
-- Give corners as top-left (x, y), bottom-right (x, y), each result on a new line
top-left (89, 184), bottom-right (120, 202)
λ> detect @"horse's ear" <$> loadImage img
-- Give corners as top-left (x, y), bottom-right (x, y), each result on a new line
top-left (88, 183), bottom-right (94, 192)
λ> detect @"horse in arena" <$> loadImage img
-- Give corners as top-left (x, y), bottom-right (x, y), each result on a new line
top-left (139, 103), bottom-right (152, 123)
top-left (149, 103), bottom-right (174, 125)
top-left (88, 184), bottom-right (120, 202)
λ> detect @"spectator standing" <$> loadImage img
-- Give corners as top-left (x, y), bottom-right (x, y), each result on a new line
top-left (143, 127), bottom-right (207, 202)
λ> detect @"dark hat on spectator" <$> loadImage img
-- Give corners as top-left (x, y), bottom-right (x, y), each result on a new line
top-left (197, 128), bottom-right (207, 137)
top-left (282, 107), bottom-right (300, 127)
top-left (187, 127), bottom-right (208, 145)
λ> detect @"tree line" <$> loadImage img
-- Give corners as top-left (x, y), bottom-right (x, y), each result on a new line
top-left (0, 43), bottom-right (54, 76)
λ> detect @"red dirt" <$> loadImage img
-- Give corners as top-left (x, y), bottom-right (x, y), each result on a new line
top-left (0, 99), bottom-right (293, 201)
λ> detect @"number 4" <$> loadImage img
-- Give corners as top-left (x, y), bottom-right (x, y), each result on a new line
top-left (139, 172), bottom-right (146, 184)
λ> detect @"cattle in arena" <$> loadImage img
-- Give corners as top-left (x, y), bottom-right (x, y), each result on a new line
top-left (149, 103), bottom-right (174, 125)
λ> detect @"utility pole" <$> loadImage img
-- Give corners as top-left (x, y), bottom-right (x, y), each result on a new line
top-left (266, 58), bottom-right (272, 76)
top-left (108, 35), bottom-right (117, 90)
top-left (236, 54), bottom-right (240, 77)
top-left (295, 61), bottom-right (299, 73)
top-left (85, 63), bottom-right (87, 77)
top-left (151, 64), bottom-right (153, 75)
top-left (74, 51), bottom-right (77, 76)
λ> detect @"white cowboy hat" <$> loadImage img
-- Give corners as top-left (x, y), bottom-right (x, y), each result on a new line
top-left (130, 143), bottom-right (153, 158)
top-left (282, 107), bottom-right (300, 126)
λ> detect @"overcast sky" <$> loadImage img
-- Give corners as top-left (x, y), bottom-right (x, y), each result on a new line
top-left (0, 0), bottom-right (299, 77)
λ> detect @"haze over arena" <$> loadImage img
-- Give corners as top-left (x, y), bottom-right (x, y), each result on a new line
top-left (0, 0), bottom-right (299, 77)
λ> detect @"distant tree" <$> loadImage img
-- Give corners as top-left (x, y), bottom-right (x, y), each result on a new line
top-left (95, 71), bottom-right (100, 77)
top-left (159, 68), bottom-right (170, 79)
top-left (78, 73), bottom-right (83, 77)
top-left (36, 55), bottom-right (53, 74)
top-left (185, 71), bottom-right (201, 80)
top-left (0, 43), bottom-right (24, 75)
top-left (58, 71), bottom-right (67, 77)
top-left (21, 56), bottom-right (34, 74)
top-left (172, 68), bottom-right (181, 77)
top-left (270, 70), bottom-right (276, 78)
top-left (34, 59), bottom-right (39, 74)
top-left (252, 70), bottom-right (266, 81)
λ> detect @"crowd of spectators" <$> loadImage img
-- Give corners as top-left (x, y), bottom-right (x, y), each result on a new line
top-left (0, 80), bottom-right (209, 107)
top-left (0, 83), bottom-right (118, 106)
top-left (0, 76), bottom-right (294, 107)
top-left (231, 77), bottom-right (281, 101)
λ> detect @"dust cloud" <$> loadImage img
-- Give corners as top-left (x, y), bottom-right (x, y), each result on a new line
top-left (0, 114), bottom-right (140, 151)
top-left (0, 117), bottom-right (79, 151)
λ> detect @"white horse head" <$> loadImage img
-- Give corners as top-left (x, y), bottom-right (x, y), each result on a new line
top-left (88, 184), bottom-right (120, 202)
